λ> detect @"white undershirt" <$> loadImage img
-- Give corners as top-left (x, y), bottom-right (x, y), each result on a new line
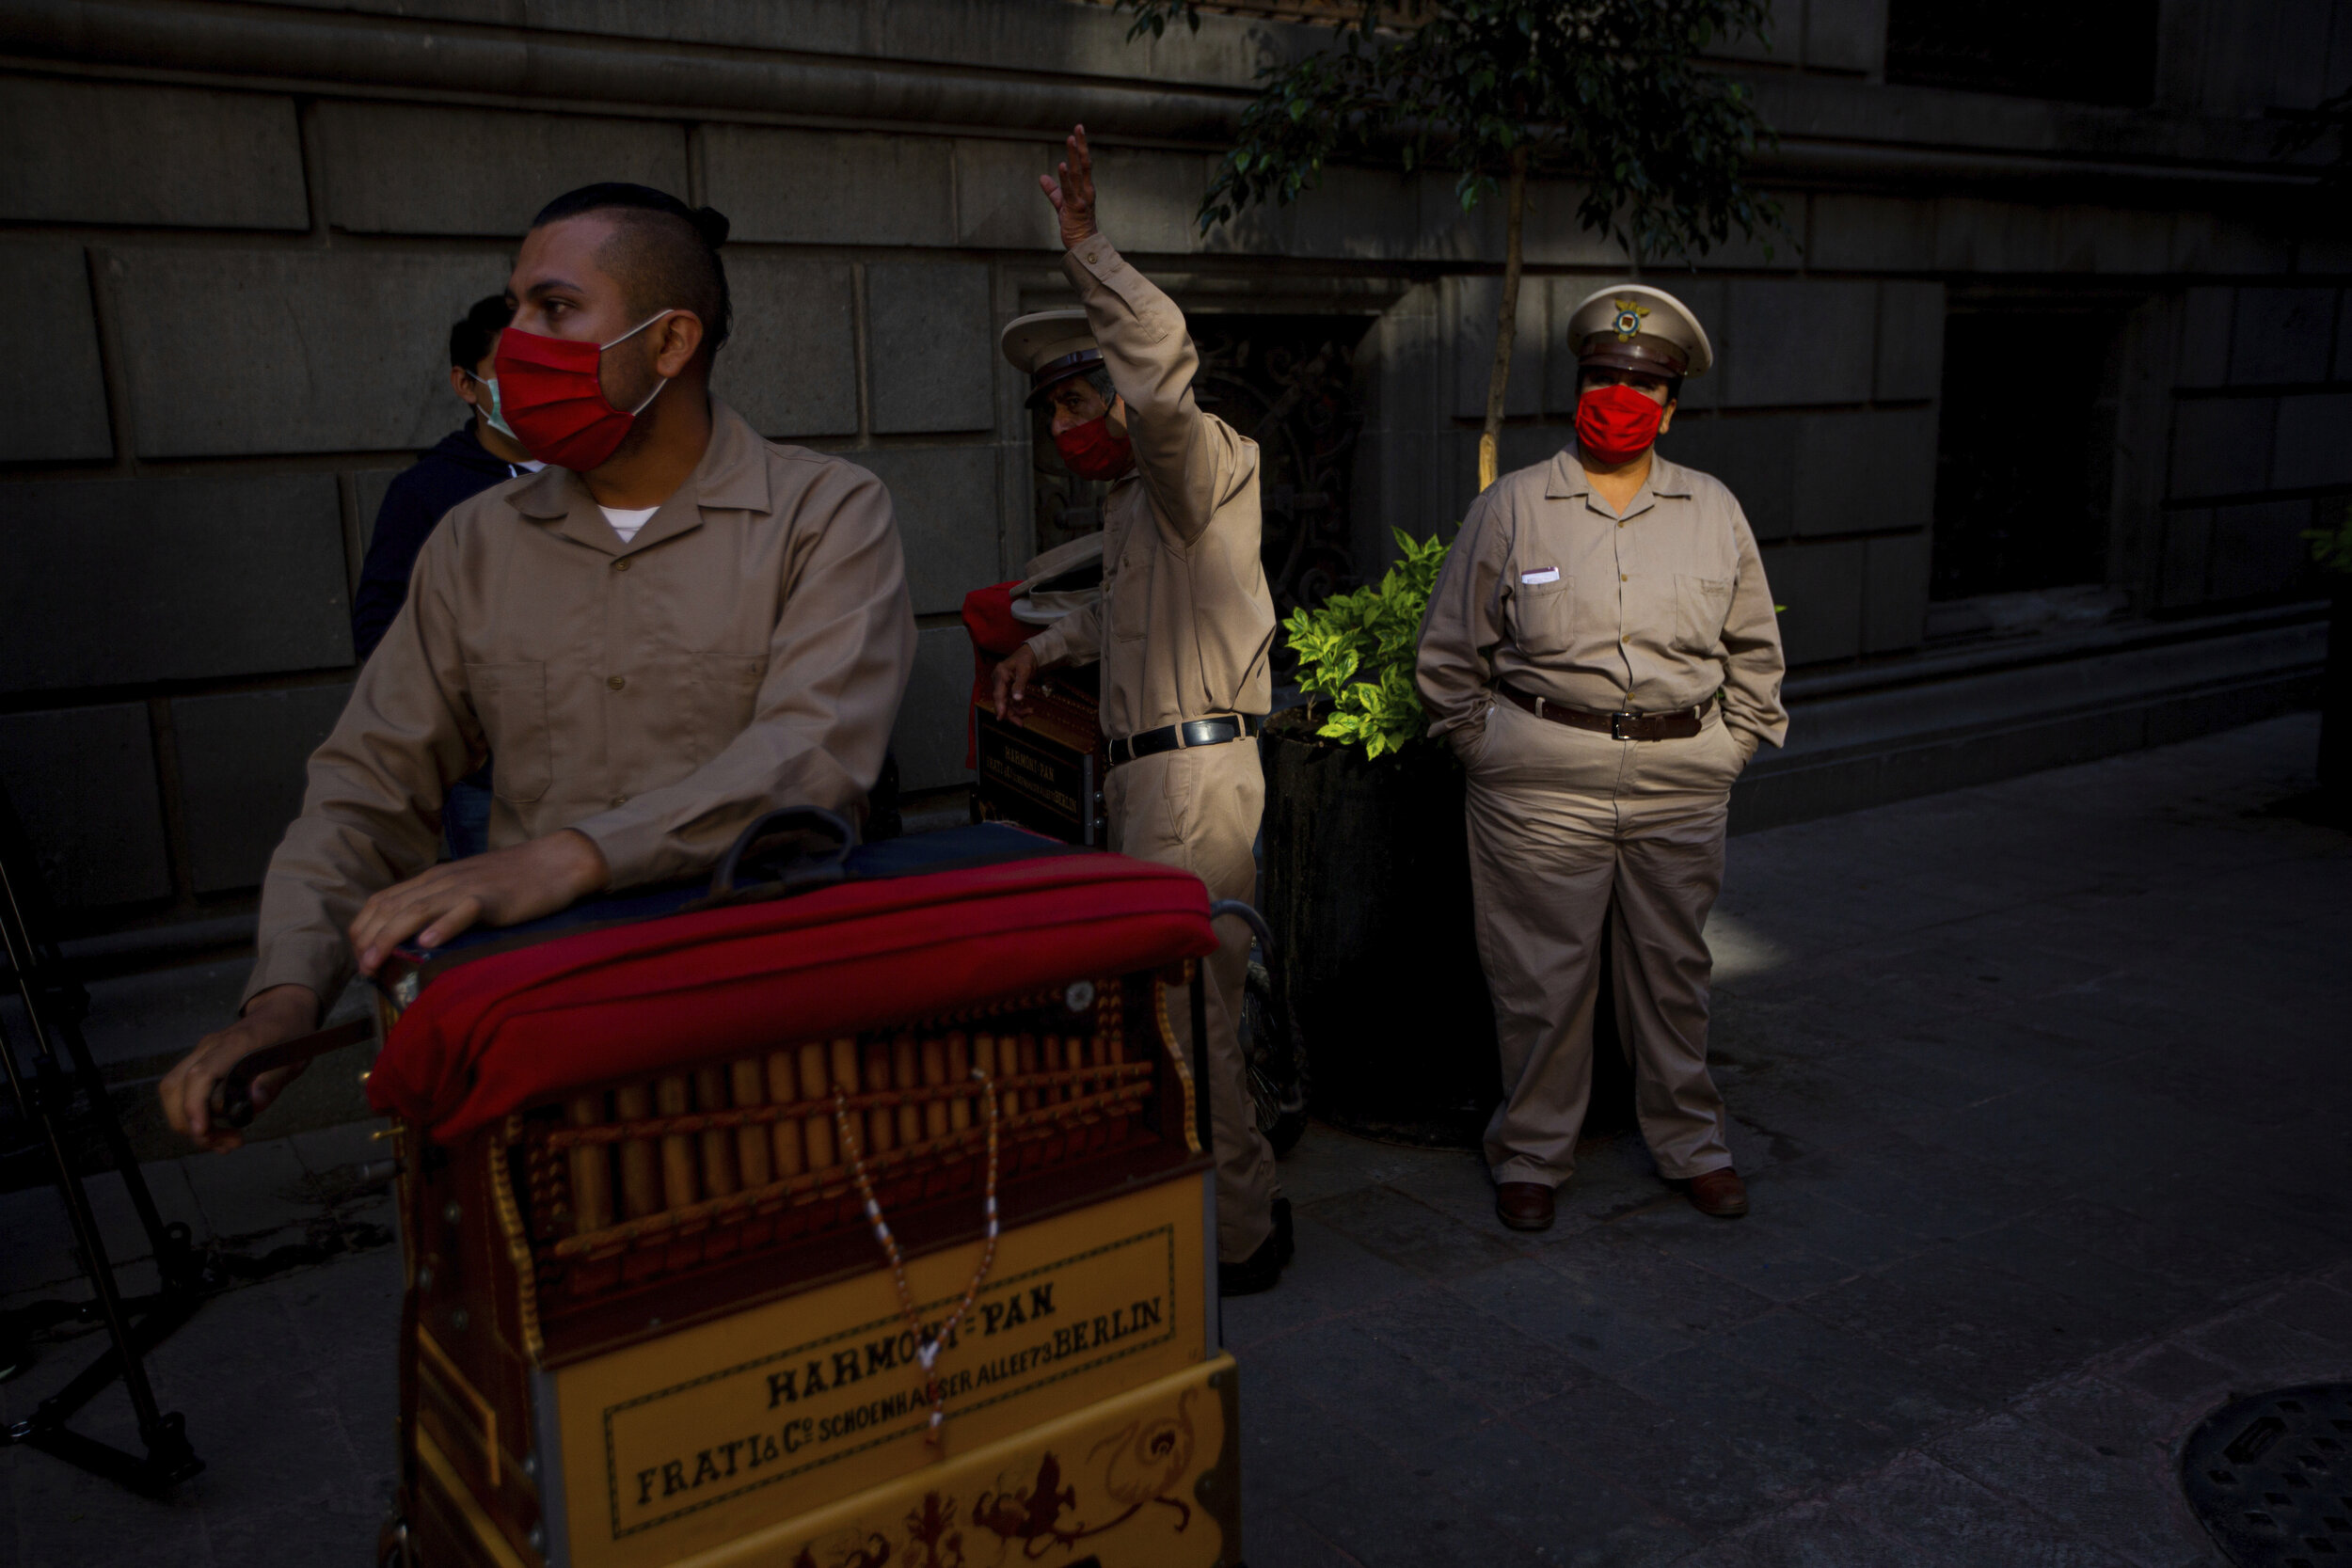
top-left (600, 505), bottom-right (659, 544)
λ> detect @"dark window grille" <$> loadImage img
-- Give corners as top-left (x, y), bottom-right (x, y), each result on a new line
top-left (1886, 0), bottom-right (2158, 107)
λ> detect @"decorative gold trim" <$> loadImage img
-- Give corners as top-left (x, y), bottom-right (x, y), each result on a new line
top-left (487, 1118), bottom-right (547, 1363)
top-left (417, 1326), bottom-right (500, 1488)
top-left (1155, 963), bottom-right (1201, 1155)
top-left (415, 1426), bottom-right (532, 1568)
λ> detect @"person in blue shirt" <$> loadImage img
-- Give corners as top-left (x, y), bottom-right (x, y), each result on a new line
top-left (351, 294), bottom-right (543, 858)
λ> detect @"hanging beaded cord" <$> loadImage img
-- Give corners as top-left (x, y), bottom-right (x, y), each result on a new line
top-left (832, 1069), bottom-right (1002, 1446)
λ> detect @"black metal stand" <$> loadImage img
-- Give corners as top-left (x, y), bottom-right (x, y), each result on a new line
top-left (0, 784), bottom-right (204, 1494)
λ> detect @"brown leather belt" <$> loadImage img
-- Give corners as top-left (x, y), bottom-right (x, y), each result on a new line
top-left (1499, 683), bottom-right (1704, 740)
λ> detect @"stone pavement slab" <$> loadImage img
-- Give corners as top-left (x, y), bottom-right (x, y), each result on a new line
top-left (3, 714), bottom-right (2344, 1564)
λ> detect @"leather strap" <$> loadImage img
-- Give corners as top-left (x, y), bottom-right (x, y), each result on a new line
top-left (1499, 683), bottom-right (1704, 741)
top-left (1107, 714), bottom-right (1259, 766)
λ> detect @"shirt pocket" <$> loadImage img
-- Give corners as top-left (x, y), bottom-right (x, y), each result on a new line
top-left (1108, 523), bottom-right (1152, 641)
top-left (690, 653), bottom-right (770, 761)
top-left (1506, 572), bottom-right (1574, 657)
top-left (465, 660), bottom-right (550, 803)
top-left (1674, 575), bottom-right (1735, 655)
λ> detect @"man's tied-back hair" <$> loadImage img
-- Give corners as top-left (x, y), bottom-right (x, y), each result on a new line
top-left (531, 183), bottom-right (733, 357)
top-left (449, 293), bottom-right (513, 372)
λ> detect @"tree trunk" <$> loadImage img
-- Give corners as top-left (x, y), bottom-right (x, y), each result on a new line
top-left (1477, 147), bottom-right (1531, 494)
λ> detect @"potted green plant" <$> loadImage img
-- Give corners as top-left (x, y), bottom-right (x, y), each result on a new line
top-left (1257, 531), bottom-right (1503, 1142)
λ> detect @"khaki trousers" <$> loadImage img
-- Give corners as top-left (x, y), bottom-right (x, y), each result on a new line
top-left (1457, 697), bottom-right (1741, 1189)
top-left (1104, 736), bottom-right (1279, 1262)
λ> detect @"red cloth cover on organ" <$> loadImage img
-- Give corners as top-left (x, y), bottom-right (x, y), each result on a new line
top-left (961, 579), bottom-right (1026, 767)
top-left (365, 852), bottom-right (1216, 1142)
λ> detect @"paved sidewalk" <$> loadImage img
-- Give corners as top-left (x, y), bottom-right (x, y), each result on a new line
top-left (4, 715), bottom-right (2346, 1565)
top-left (1228, 713), bottom-right (2351, 1566)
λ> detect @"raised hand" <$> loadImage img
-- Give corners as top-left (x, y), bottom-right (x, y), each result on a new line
top-left (1038, 123), bottom-right (1100, 250)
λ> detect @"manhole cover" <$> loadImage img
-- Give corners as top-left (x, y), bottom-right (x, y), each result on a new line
top-left (2182, 1384), bottom-right (2352, 1567)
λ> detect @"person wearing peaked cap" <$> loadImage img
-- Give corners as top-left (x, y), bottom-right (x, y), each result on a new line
top-left (1416, 281), bottom-right (1786, 1231)
top-left (990, 124), bottom-right (1289, 1297)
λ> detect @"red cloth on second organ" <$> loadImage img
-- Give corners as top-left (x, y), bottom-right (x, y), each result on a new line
top-left (961, 579), bottom-right (1025, 766)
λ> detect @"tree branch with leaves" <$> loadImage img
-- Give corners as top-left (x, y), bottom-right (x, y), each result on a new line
top-left (1123, 0), bottom-right (1785, 490)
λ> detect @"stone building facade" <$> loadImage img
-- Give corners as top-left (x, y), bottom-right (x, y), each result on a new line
top-left (0, 0), bottom-right (2342, 935)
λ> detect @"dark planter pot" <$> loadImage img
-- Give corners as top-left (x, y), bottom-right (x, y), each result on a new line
top-left (1260, 712), bottom-right (1500, 1146)
top-left (2322, 586), bottom-right (2352, 804)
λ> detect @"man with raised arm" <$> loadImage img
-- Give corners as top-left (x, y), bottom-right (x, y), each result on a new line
top-left (991, 126), bottom-right (1288, 1295)
top-left (160, 183), bottom-right (914, 1150)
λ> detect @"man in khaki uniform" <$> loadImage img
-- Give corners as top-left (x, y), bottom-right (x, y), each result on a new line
top-left (991, 126), bottom-right (1287, 1294)
top-left (1417, 284), bottom-right (1786, 1230)
top-left (161, 182), bottom-right (914, 1149)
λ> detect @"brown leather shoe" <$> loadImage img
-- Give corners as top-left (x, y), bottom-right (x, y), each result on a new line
top-left (1495, 1181), bottom-right (1556, 1232)
top-left (1685, 1167), bottom-right (1749, 1218)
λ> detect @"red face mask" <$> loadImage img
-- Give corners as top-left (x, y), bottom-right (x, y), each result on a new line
top-left (1053, 414), bottom-right (1135, 481)
top-left (1576, 383), bottom-right (1668, 466)
top-left (494, 310), bottom-right (675, 471)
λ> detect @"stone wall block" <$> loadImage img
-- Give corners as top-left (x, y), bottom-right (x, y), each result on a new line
top-left (2173, 213), bottom-right (2294, 276)
top-left (2271, 0), bottom-right (2336, 108)
top-left (1793, 407), bottom-right (1937, 534)
top-left (1450, 277), bottom-right (1543, 420)
top-left (2052, 205), bottom-right (2177, 275)
top-left (1685, 196), bottom-right (1804, 273)
top-left (2270, 391), bottom-right (2352, 489)
top-left (1862, 531), bottom-right (1931, 654)
top-left (0, 245), bottom-right (113, 462)
top-left (1810, 195), bottom-right (1936, 272)
top-left (2158, 508), bottom-right (2214, 607)
top-left (889, 626), bottom-right (974, 793)
top-left (853, 446), bottom-right (1002, 615)
top-left (319, 103), bottom-right (688, 236)
top-left (173, 685), bottom-right (354, 894)
top-left (2207, 499), bottom-right (2315, 599)
top-left (0, 705), bottom-right (169, 909)
top-left (1657, 415), bottom-right (1797, 541)
top-left (357, 468), bottom-right (404, 549)
top-left (2230, 287), bottom-right (2337, 385)
top-left (0, 477), bottom-right (351, 689)
top-left (2169, 396), bottom-right (2276, 499)
top-left (705, 126), bottom-right (953, 246)
top-left (1089, 149), bottom-right (1212, 257)
top-left (1723, 279), bottom-right (1877, 407)
top-left (1805, 0), bottom-right (1889, 72)
top-left (1243, 165), bottom-right (1422, 262)
top-left (1415, 174), bottom-right (1507, 264)
top-left (0, 76), bottom-right (307, 230)
top-left (1516, 182), bottom-right (1635, 268)
top-left (110, 249), bottom-right (512, 457)
top-left (1933, 199), bottom-right (2058, 274)
top-left (867, 261), bottom-right (995, 435)
top-left (1756, 540), bottom-right (1865, 666)
top-left (1874, 281), bottom-right (1946, 403)
top-left (956, 139), bottom-right (1058, 250)
top-left (2175, 287), bottom-right (2236, 388)
top-left (710, 257), bottom-right (859, 439)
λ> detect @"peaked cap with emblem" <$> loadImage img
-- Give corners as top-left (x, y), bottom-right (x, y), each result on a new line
top-left (1000, 309), bottom-right (1104, 408)
top-left (1564, 283), bottom-right (1714, 380)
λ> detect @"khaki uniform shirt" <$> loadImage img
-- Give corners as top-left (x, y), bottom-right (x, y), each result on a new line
top-left (244, 400), bottom-right (915, 1007)
top-left (1021, 240), bottom-right (1275, 737)
top-left (1417, 448), bottom-right (1788, 759)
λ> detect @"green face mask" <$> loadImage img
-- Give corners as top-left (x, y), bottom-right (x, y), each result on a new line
top-left (463, 371), bottom-right (517, 442)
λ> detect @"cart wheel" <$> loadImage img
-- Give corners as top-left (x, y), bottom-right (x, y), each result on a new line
top-left (1242, 960), bottom-right (1309, 1158)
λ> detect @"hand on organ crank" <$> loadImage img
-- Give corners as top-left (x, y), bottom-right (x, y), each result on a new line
top-left (161, 829), bottom-right (610, 1151)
